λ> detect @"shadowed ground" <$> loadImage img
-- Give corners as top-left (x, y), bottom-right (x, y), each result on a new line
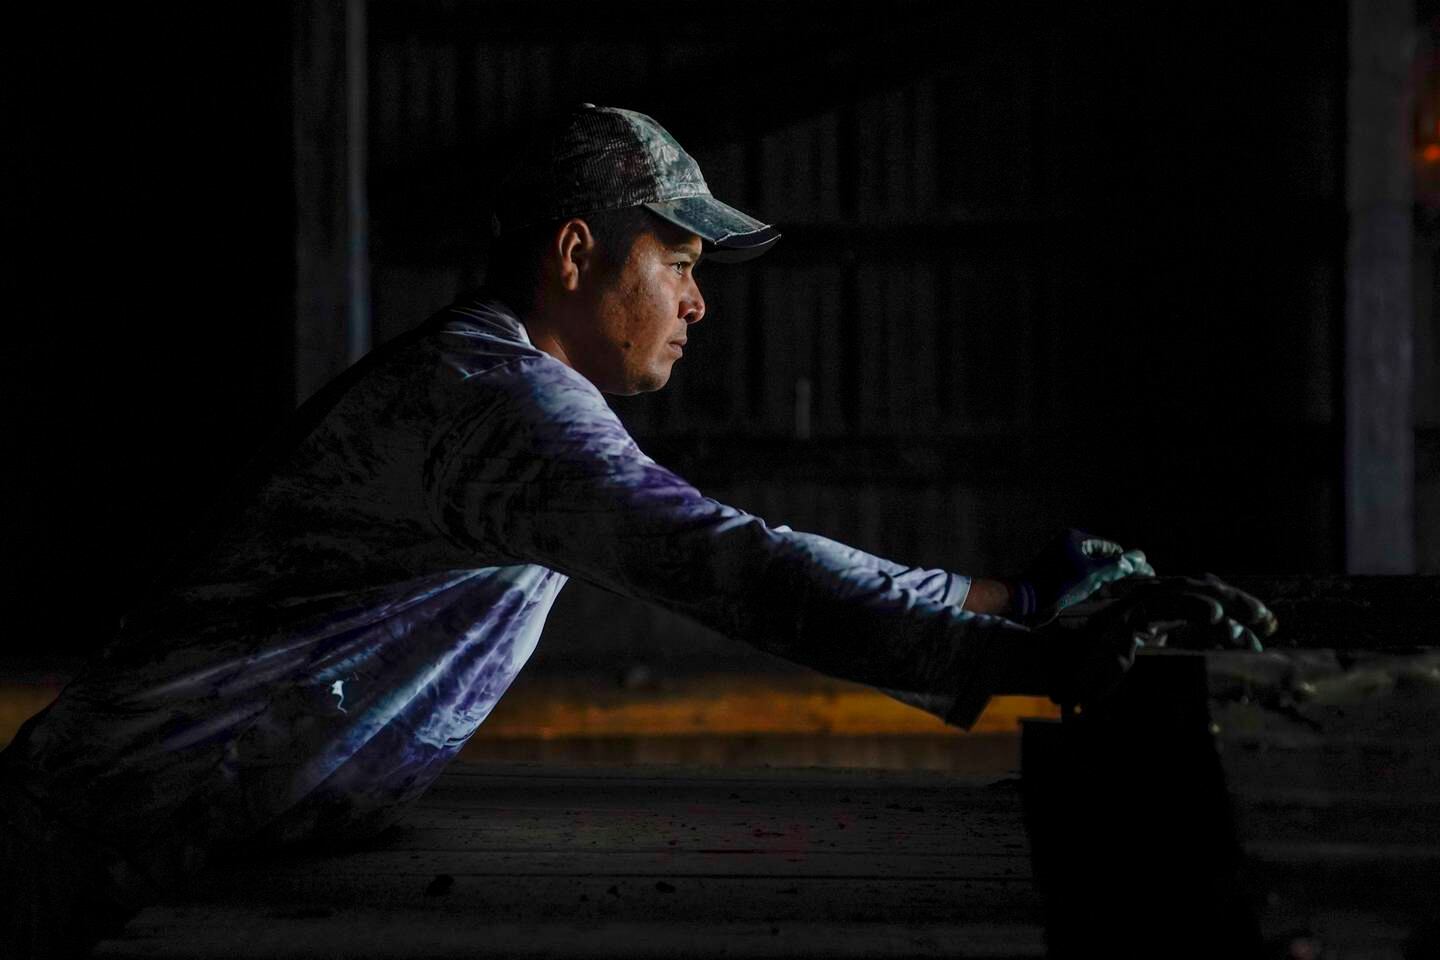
top-left (91, 761), bottom-right (1043, 959)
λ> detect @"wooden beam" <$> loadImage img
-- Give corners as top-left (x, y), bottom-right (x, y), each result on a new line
top-left (1345, 0), bottom-right (1417, 572)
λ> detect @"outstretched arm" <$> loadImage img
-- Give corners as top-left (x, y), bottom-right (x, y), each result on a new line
top-left (431, 358), bottom-right (1041, 728)
top-left (430, 358), bottom-right (1273, 725)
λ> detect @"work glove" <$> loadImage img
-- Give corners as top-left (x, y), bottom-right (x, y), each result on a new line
top-left (1040, 574), bottom-right (1278, 710)
top-left (1010, 528), bottom-right (1156, 626)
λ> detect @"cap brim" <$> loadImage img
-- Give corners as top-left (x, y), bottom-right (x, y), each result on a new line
top-left (645, 196), bottom-right (781, 263)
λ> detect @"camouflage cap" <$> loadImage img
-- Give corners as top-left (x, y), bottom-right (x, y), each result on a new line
top-left (493, 104), bottom-right (780, 263)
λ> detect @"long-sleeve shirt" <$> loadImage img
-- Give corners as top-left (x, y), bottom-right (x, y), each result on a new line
top-left (0, 293), bottom-right (1032, 896)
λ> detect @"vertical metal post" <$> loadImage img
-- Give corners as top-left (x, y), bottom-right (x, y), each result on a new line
top-left (345, 0), bottom-right (371, 365)
top-left (1344, 0), bottom-right (1416, 572)
top-left (293, 0), bottom-right (370, 404)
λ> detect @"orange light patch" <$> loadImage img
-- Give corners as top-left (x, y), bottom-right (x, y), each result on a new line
top-left (478, 674), bottom-right (1059, 739)
top-left (0, 676), bottom-right (1063, 751)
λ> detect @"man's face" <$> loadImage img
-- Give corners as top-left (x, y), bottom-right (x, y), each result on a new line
top-left (580, 219), bottom-right (706, 395)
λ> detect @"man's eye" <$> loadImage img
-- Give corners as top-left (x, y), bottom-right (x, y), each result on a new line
top-left (672, 261), bottom-right (689, 274)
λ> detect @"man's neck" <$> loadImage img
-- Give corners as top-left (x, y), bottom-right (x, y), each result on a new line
top-left (515, 301), bottom-right (575, 372)
top-left (526, 327), bottom-right (573, 370)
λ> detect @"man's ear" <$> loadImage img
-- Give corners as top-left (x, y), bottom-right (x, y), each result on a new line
top-left (554, 218), bottom-right (596, 293)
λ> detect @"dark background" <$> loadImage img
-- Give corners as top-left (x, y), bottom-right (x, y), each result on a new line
top-left (3, 1), bottom-right (1437, 666)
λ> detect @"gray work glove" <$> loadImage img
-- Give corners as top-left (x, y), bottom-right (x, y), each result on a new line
top-left (1040, 574), bottom-right (1278, 710)
top-left (1011, 528), bottom-right (1156, 626)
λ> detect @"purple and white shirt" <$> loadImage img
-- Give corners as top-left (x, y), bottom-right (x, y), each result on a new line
top-left (2, 293), bottom-right (1028, 894)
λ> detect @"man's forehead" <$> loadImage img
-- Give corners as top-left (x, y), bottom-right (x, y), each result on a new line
top-left (650, 216), bottom-right (702, 254)
top-left (666, 236), bottom-right (703, 256)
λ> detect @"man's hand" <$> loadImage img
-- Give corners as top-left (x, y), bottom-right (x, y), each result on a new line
top-left (1011, 528), bottom-right (1156, 625)
top-left (1040, 574), bottom-right (1278, 710)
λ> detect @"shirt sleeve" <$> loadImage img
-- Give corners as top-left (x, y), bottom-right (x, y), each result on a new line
top-left (430, 358), bottom-right (1040, 729)
top-left (769, 527), bottom-right (973, 611)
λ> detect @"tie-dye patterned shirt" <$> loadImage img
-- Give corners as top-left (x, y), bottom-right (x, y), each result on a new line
top-left (2, 293), bottom-right (1029, 895)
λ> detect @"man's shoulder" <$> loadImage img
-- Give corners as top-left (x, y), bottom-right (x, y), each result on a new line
top-left (418, 295), bottom-right (617, 434)
top-left (429, 294), bottom-right (542, 369)
top-left (427, 340), bottom-right (638, 486)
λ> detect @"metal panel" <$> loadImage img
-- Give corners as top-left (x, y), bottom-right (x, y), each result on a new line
top-left (1344, 0), bottom-right (1417, 572)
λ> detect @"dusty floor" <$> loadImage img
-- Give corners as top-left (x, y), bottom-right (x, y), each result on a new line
top-left (91, 760), bottom-right (1043, 959)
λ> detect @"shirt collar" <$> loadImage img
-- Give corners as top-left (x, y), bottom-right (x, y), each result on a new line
top-left (446, 290), bottom-right (533, 346)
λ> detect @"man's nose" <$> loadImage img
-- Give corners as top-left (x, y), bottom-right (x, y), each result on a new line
top-left (682, 282), bottom-right (705, 325)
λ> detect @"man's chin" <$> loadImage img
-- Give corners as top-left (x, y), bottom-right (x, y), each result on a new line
top-left (602, 367), bottom-right (672, 396)
top-left (633, 372), bottom-right (671, 394)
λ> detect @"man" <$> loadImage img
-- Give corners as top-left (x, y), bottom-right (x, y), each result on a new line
top-left (0, 104), bottom-right (1275, 957)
